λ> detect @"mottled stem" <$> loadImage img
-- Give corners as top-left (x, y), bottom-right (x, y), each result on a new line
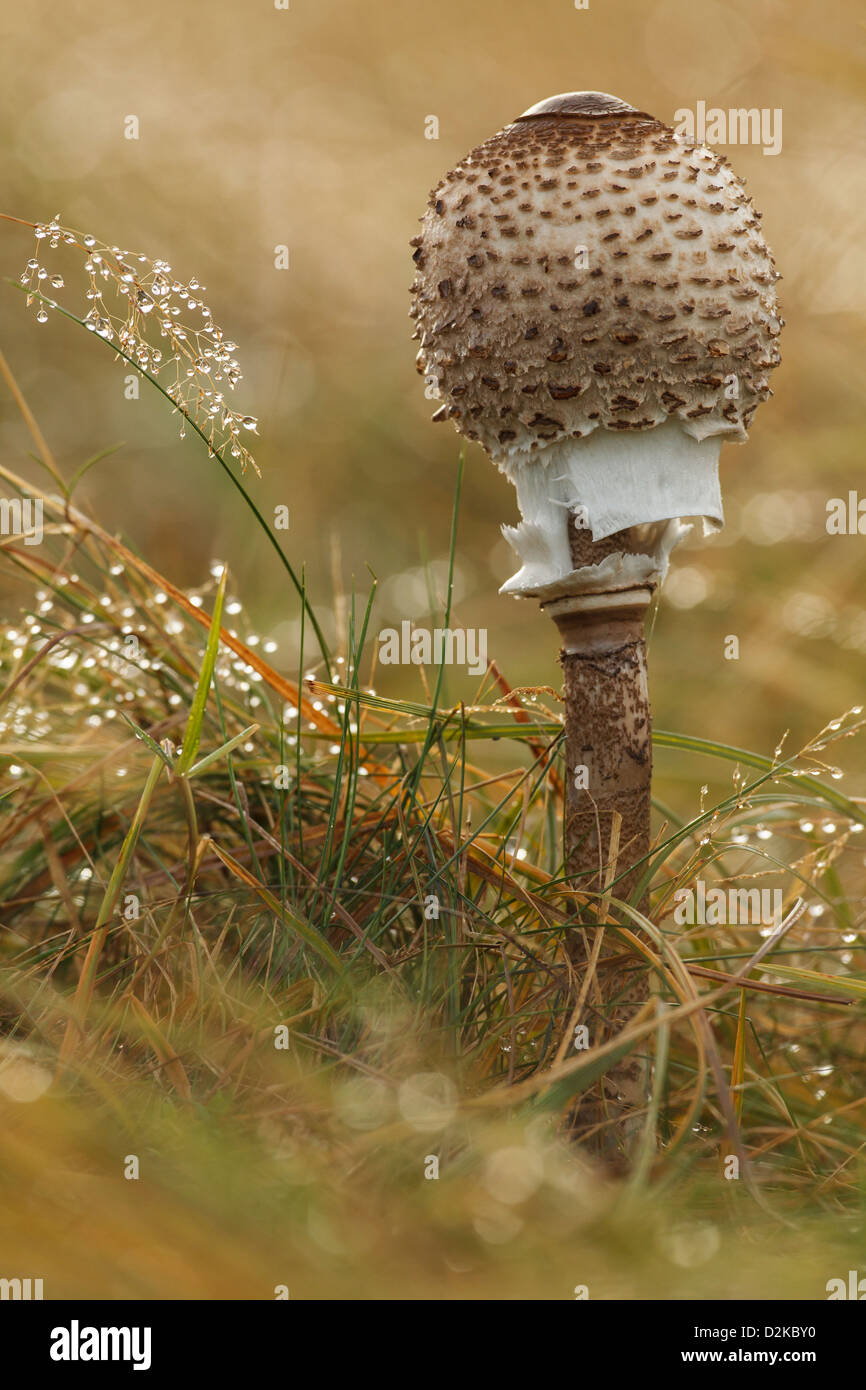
top-left (543, 521), bottom-right (654, 1163)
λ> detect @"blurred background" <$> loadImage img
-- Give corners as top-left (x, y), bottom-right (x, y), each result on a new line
top-left (0, 0), bottom-right (864, 787)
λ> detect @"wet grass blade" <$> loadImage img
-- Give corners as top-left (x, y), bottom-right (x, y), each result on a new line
top-left (175, 567), bottom-right (227, 776)
top-left (755, 963), bottom-right (866, 1000)
top-left (188, 724), bottom-right (260, 779)
top-left (117, 711), bottom-right (174, 769)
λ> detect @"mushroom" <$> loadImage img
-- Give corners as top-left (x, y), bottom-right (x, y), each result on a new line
top-left (410, 91), bottom-right (782, 1156)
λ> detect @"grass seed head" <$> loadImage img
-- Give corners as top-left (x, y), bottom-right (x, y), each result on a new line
top-left (18, 215), bottom-right (260, 473)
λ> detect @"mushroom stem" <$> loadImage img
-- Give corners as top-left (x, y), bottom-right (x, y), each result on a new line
top-left (546, 589), bottom-right (652, 905)
top-left (543, 526), bottom-right (654, 1160)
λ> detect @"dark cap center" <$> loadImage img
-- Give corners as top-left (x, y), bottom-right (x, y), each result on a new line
top-left (516, 92), bottom-right (638, 120)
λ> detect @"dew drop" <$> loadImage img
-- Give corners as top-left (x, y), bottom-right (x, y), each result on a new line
top-left (84, 309), bottom-right (113, 340)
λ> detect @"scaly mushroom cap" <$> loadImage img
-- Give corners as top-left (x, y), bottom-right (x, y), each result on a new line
top-left (410, 92), bottom-right (782, 465)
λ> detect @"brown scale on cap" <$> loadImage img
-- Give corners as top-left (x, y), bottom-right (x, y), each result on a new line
top-left (410, 92), bottom-right (782, 463)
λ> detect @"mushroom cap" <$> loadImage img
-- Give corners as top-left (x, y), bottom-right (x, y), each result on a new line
top-left (410, 92), bottom-right (782, 466)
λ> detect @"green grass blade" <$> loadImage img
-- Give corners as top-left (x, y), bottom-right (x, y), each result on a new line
top-left (68, 442), bottom-right (125, 495)
top-left (117, 711), bottom-right (174, 768)
top-left (175, 567), bottom-right (227, 776)
top-left (757, 963), bottom-right (866, 1000)
top-left (187, 723), bottom-right (259, 779)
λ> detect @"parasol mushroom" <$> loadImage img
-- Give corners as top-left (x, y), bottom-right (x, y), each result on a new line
top-left (409, 91), bottom-right (782, 1157)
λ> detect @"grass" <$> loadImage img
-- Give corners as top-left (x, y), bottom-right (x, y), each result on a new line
top-left (0, 221), bottom-right (865, 1299)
